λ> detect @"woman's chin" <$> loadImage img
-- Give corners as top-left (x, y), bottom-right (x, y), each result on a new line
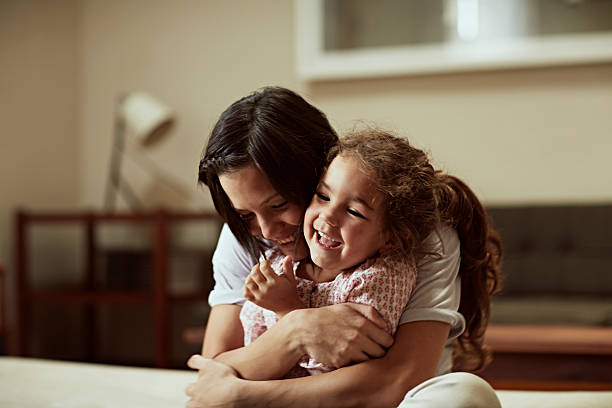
top-left (279, 241), bottom-right (309, 260)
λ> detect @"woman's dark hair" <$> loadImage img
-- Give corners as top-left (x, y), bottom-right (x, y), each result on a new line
top-left (198, 87), bottom-right (338, 262)
top-left (331, 128), bottom-right (503, 372)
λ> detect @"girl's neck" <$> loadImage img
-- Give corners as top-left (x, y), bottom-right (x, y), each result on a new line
top-left (297, 262), bottom-right (341, 283)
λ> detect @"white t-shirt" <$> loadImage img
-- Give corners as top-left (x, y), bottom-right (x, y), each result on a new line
top-left (208, 224), bottom-right (465, 375)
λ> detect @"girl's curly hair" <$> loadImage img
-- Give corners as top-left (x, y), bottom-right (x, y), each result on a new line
top-left (330, 128), bottom-right (503, 372)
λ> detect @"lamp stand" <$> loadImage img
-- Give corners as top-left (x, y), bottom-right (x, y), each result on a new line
top-left (104, 102), bottom-right (143, 211)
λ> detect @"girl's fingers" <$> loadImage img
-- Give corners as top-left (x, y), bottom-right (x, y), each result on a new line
top-left (282, 256), bottom-right (295, 282)
top-left (242, 284), bottom-right (254, 300)
top-left (243, 279), bottom-right (258, 297)
top-left (259, 260), bottom-right (278, 281)
top-left (249, 264), bottom-right (266, 286)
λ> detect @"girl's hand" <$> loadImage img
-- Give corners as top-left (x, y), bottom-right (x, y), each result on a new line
top-left (185, 355), bottom-right (242, 408)
top-left (242, 256), bottom-right (304, 317)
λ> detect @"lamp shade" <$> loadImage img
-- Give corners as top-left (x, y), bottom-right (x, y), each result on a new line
top-left (120, 92), bottom-right (175, 147)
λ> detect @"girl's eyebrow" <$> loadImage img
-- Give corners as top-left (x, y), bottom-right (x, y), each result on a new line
top-left (319, 181), bottom-right (374, 211)
top-left (352, 196), bottom-right (374, 211)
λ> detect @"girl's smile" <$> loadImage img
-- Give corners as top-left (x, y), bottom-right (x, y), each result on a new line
top-left (315, 229), bottom-right (342, 249)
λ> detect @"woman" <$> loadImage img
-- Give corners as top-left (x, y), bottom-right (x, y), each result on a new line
top-left (186, 86), bottom-right (502, 407)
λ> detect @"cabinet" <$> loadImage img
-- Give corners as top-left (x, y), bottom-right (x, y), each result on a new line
top-left (15, 209), bottom-right (222, 367)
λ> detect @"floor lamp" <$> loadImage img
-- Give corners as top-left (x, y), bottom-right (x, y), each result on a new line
top-left (104, 92), bottom-right (176, 211)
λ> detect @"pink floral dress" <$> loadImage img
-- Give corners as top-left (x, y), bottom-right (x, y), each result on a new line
top-left (239, 249), bottom-right (418, 377)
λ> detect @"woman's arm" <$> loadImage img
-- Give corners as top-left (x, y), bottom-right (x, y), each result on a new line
top-left (202, 303), bottom-right (304, 379)
top-left (187, 320), bottom-right (450, 408)
top-left (201, 305), bottom-right (243, 358)
top-left (209, 304), bottom-right (303, 379)
top-left (206, 303), bottom-right (393, 380)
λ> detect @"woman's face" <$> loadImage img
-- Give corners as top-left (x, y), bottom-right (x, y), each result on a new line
top-left (219, 164), bottom-right (308, 260)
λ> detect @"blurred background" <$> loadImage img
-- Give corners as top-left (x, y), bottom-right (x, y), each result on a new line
top-left (1, 0), bottom-right (611, 385)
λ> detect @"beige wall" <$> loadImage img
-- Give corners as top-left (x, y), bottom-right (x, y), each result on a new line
top-left (77, 0), bottom-right (300, 211)
top-left (2, 0), bottom-right (612, 353)
top-left (308, 65), bottom-right (612, 205)
top-left (76, 0), bottom-right (612, 211)
top-left (1, 0), bottom-right (79, 349)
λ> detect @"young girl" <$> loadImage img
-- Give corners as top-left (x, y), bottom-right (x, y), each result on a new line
top-left (238, 128), bottom-right (501, 377)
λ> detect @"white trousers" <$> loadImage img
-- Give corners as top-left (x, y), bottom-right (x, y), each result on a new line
top-left (397, 372), bottom-right (501, 408)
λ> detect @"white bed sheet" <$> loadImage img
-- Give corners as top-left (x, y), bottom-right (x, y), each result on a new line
top-left (1, 357), bottom-right (611, 408)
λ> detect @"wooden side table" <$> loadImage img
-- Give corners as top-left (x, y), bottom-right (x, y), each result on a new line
top-left (482, 324), bottom-right (612, 390)
top-left (14, 209), bottom-right (222, 367)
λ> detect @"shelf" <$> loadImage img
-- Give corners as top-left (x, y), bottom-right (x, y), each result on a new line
top-left (485, 325), bottom-right (612, 355)
top-left (20, 210), bottom-right (220, 223)
top-left (481, 324), bottom-right (612, 385)
top-left (29, 289), bottom-right (152, 304)
top-left (27, 289), bottom-right (211, 305)
top-left (15, 208), bottom-right (222, 368)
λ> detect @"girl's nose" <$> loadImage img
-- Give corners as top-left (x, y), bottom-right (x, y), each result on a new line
top-left (319, 207), bottom-right (339, 227)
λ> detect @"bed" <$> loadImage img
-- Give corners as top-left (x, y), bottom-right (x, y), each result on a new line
top-left (1, 357), bottom-right (611, 408)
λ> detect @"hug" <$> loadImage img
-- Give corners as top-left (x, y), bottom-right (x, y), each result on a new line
top-left (186, 86), bottom-right (503, 408)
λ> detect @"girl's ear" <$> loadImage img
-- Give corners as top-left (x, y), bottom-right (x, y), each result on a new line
top-left (379, 232), bottom-right (399, 256)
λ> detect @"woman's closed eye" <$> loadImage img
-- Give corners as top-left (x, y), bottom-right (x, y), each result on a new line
top-left (316, 192), bottom-right (330, 201)
top-left (239, 212), bottom-right (255, 220)
top-left (271, 201), bottom-right (288, 209)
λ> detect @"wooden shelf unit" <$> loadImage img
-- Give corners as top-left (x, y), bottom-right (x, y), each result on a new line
top-left (482, 324), bottom-right (612, 389)
top-left (15, 209), bottom-right (222, 367)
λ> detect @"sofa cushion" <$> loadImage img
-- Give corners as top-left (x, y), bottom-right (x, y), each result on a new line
top-left (486, 205), bottom-right (612, 297)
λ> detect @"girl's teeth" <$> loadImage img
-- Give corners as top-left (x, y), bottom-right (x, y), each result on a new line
top-left (317, 231), bottom-right (341, 248)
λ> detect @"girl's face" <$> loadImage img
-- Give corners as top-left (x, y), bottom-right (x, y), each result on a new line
top-left (304, 155), bottom-right (389, 274)
top-left (219, 164), bottom-right (308, 260)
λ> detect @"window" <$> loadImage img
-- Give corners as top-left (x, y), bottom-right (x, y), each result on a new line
top-left (295, 0), bottom-right (612, 80)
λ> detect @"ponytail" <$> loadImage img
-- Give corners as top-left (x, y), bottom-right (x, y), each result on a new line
top-left (435, 173), bottom-right (503, 372)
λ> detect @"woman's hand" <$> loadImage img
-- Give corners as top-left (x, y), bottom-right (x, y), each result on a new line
top-left (185, 355), bottom-right (242, 408)
top-left (284, 303), bottom-right (394, 368)
top-left (243, 257), bottom-right (303, 317)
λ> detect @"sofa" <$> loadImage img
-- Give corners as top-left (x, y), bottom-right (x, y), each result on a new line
top-left (482, 204), bottom-right (612, 386)
top-left (487, 204), bottom-right (612, 327)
